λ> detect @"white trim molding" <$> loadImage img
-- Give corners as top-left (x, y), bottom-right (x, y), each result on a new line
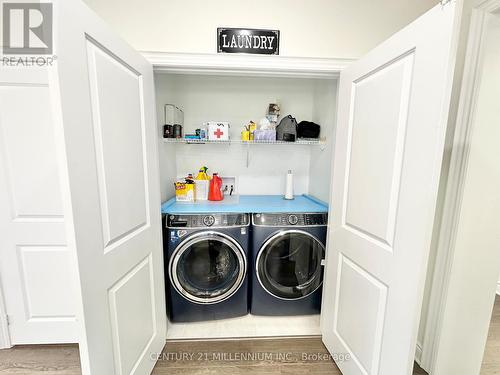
top-left (415, 341), bottom-right (424, 366)
top-left (141, 51), bottom-right (354, 78)
top-left (420, 0), bottom-right (500, 371)
top-left (496, 281), bottom-right (500, 295)
top-left (0, 280), bottom-right (11, 349)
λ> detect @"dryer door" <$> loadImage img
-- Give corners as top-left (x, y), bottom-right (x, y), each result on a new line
top-left (169, 231), bottom-right (246, 304)
top-left (257, 229), bottom-right (325, 300)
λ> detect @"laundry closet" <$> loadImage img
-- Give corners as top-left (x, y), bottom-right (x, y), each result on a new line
top-left (4, 1), bottom-right (459, 374)
top-left (155, 73), bottom-right (337, 203)
top-left (154, 71), bottom-right (338, 339)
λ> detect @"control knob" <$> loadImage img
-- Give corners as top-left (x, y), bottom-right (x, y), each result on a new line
top-left (288, 214), bottom-right (299, 225)
top-left (203, 215), bottom-right (215, 227)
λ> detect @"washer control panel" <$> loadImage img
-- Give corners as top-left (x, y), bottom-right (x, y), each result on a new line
top-left (252, 213), bottom-right (327, 227)
top-left (167, 213), bottom-right (249, 228)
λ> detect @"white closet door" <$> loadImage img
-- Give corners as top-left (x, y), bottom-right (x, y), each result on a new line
top-left (0, 68), bottom-right (78, 345)
top-left (52, 0), bottom-right (166, 374)
top-left (321, 2), bottom-right (458, 375)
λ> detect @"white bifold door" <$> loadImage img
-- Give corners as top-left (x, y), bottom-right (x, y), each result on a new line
top-left (321, 2), bottom-right (458, 375)
top-left (0, 68), bottom-right (78, 345)
top-left (51, 0), bottom-right (166, 374)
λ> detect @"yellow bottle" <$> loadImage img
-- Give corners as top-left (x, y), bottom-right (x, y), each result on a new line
top-left (248, 121), bottom-right (256, 141)
top-left (241, 130), bottom-right (250, 141)
top-left (196, 166), bottom-right (210, 180)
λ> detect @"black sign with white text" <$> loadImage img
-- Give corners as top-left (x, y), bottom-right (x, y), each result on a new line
top-left (217, 28), bottom-right (280, 55)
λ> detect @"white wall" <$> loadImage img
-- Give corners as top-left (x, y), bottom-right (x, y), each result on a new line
top-left (83, 0), bottom-right (438, 59)
top-left (309, 80), bottom-right (338, 203)
top-left (154, 73), bottom-right (336, 201)
top-left (433, 10), bottom-right (500, 375)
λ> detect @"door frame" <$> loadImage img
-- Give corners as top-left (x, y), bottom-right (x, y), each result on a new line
top-left (419, 0), bottom-right (500, 370)
top-left (141, 52), bottom-right (353, 78)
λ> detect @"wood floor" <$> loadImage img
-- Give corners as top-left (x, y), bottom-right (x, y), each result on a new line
top-left (1, 296), bottom-right (499, 375)
top-left (481, 295), bottom-right (500, 374)
top-left (0, 338), bottom-right (426, 375)
top-left (153, 338), bottom-right (427, 375)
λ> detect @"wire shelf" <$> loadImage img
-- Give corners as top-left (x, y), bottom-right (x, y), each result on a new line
top-left (162, 138), bottom-right (326, 145)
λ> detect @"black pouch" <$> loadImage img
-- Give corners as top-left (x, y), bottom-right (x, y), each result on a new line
top-left (297, 121), bottom-right (320, 139)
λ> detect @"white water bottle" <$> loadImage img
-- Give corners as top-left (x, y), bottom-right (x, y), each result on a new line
top-left (285, 170), bottom-right (294, 200)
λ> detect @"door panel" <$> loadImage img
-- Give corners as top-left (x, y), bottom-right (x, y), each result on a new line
top-left (321, 3), bottom-right (458, 375)
top-left (109, 255), bottom-right (155, 375)
top-left (86, 38), bottom-right (149, 248)
top-left (345, 52), bottom-right (414, 247)
top-left (334, 254), bottom-right (387, 374)
top-left (0, 83), bottom-right (62, 219)
top-left (52, 0), bottom-right (166, 373)
top-left (17, 246), bottom-right (76, 318)
top-left (0, 68), bottom-right (78, 345)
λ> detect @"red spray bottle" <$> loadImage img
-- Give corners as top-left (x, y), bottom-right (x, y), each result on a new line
top-left (208, 173), bottom-right (224, 201)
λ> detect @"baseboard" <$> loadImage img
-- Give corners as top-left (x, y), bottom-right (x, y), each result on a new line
top-left (496, 282), bottom-right (500, 295)
top-left (415, 341), bottom-right (423, 366)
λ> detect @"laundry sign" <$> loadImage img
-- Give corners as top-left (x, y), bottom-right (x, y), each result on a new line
top-left (217, 28), bottom-right (280, 55)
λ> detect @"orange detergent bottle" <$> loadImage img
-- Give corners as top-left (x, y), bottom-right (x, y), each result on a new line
top-left (208, 173), bottom-right (223, 201)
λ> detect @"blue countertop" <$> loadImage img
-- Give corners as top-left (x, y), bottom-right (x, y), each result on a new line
top-left (161, 194), bottom-right (328, 214)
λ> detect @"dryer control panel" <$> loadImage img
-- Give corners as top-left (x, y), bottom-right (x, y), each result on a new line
top-left (252, 213), bottom-right (328, 227)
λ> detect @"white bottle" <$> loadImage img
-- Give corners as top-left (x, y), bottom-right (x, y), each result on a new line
top-left (285, 170), bottom-right (294, 200)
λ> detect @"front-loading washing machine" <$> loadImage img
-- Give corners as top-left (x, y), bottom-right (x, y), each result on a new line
top-left (250, 212), bottom-right (327, 315)
top-left (165, 213), bottom-right (249, 322)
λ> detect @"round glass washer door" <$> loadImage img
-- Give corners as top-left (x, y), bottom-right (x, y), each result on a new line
top-left (169, 231), bottom-right (247, 304)
top-left (257, 229), bottom-right (325, 300)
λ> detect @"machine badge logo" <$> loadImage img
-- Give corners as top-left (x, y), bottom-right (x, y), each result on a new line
top-left (170, 230), bottom-right (187, 242)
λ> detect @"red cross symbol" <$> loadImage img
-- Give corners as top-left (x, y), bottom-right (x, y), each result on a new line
top-left (214, 128), bottom-right (224, 138)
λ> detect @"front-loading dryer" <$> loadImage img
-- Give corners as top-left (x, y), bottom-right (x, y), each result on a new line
top-left (165, 213), bottom-right (249, 322)
top-left (250, 212), bottom-right (327, 315)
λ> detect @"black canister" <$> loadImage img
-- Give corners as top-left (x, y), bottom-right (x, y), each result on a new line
top-left (173, 124), bottom-right (183, 139)
top-left (163, 124), bottom-right (173, 138)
